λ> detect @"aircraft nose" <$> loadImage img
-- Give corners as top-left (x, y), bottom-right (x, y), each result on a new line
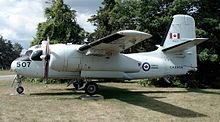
top-left (11, 60), bottom-right (17, 72)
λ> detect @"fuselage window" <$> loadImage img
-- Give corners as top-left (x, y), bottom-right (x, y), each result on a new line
top-left (31, 50), bottom-right (43, 61)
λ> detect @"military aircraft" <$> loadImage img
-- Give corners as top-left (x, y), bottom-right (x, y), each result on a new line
top-left (11, 15), bottom-right (208, 95)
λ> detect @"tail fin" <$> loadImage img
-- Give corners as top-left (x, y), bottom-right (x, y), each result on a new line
top-left (162, 15), bottom-right (196, 48)
top-left (161, 15), bottom-right (208, 69)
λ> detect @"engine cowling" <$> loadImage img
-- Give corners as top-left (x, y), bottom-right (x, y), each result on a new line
top-left (49, 44), bottom-right (82, 72)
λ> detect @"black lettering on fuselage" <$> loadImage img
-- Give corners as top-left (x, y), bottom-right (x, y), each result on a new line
top-left (17, 62), bottom-right (31, 68)
top-left (170, 65), bottom-right (183, 69)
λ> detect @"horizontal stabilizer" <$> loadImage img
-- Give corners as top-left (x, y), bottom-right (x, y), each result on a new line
top-left (162, 38), bottom-right (208, 53)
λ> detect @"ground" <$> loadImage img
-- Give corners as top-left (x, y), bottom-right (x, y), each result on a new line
top-left (0, 71), bottom-right (220, 122)
top-left (0, 70), bottom-right (15, 76)
top-left (1, 81), bottom-right (220, 122)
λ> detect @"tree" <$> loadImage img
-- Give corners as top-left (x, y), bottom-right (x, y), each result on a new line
top-left (31, 0), bottom-right (85, 46)
top-left (192, 0), bottom-right (220, 87)
top-left (88, 0), bottom-right (117, 41)
top-left (0, 35), bottom-right (23, 69)
top-left (13, 43), bottom-right (23, 58)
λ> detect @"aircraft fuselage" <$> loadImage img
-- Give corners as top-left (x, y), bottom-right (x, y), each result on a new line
top-left (11, 44), bottom-right (194, 80)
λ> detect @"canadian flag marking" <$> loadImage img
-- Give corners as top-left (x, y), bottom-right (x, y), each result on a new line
top-left (170, 33), bottom-right (180, 39)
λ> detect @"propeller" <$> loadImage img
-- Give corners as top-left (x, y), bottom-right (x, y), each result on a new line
top-left (40, 37), bottom-right (50, 78)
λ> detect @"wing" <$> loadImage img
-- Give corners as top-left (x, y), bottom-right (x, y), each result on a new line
top-left (162, 38), bottom-right (208, 53)
top-left (78, 30), bottom-right (152, 55)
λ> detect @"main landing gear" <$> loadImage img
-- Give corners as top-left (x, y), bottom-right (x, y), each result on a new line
top-left (68, 80), bottom-right (99, 96)
top-left (11, 75), bottom-right (24, 94)
top-left (85, 82), bottom-right (98, 96)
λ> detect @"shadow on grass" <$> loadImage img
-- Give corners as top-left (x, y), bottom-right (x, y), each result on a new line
top-left (130, 89), bottom-right (220, 95)
top-left (30, 87), bottom-right (84, 96)
top-left (30, 91), bottom-right (84, 96)
top-left (29, 84), bottom-right (210, 118)
top-left (186, 89), bottom-right (220, 95)
top-left (99, 85), bottom-right (207, 118)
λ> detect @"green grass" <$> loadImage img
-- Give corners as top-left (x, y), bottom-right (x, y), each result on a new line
top-left (0, 70), bottom-right (15, 76)
top-left (0, 80), bottom-right (220, 121)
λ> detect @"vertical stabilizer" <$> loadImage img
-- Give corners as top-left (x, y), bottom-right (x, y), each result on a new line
top-left (162, 15), bottom-right (198, 69)
top-left (162, 15), bottom-right (196, 48)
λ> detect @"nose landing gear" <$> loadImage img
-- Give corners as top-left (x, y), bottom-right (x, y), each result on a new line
top-left (16, 86), bottom-right (24, 94)
top-left (11, 75), bottom-right (24, 94)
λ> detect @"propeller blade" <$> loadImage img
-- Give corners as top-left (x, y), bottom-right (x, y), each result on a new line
top-left (41, 37), bottom-right (50, 78)
top-left (44, 57), bottom-right (49, 78)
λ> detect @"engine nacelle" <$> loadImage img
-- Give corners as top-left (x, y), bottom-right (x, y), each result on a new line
top-left (49, 44), bottom-right (82, 72)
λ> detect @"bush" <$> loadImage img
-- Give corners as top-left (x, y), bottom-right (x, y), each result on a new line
top-left (138, 73), bottom-right (206, 88)
top-left (21, 76), bottom-right (71, 84)
top-left (138, 79), bottom-right (152, 87)
top-left (138, 78), bottom-right (171, 87)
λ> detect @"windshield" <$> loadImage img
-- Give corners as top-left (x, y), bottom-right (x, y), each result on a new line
top-left (31, 50), bottom-right (43, 61)
top-left (25, 50), bottom-right (33, 56)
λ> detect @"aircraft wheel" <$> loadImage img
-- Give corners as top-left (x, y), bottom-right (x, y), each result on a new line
top-left (16, 86), bottom-right (24, 94)
top-left (85, 82), bottom-right (98, 96)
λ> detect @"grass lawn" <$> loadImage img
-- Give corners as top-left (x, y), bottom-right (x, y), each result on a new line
top-left (0, 80), bottom-right (220, 122)
top-left (0, 70), bottom-right (15, 76)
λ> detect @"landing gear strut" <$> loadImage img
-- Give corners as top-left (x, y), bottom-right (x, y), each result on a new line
top-left (73, 80), bottom-right (85, 90)
top-left (11, 75), bottom-right (24, 94)
top-left (67, 79), bottom-right (85, 90)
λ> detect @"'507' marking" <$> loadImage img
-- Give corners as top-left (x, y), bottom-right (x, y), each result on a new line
top-left (17, 62), bottom-right (31, 67)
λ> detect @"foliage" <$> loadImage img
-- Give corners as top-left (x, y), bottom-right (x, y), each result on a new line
top-left (0, 35), bottom-right (23, 69)
top-left (31, 0), bottom-right (86, 46)
top-left (198, 48), bottom-right (218, 62)
top-left (21, 76), bottom-right (71, 84)
top-left (194, 0), bottom-right (220, 88)
top-left (87, 0), bottom-right (117, 42)
top-left (138, 75), bottom-right (204, 88)
top-left (138, 77), bottom-right (185, 88)
top-left (138, 79), bottom-right (152, 87)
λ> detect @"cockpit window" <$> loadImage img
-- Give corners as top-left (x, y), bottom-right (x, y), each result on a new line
top-left (31, 50), bottom-right (43, 61)
top-left (25, 50), bottom-right (33, 56)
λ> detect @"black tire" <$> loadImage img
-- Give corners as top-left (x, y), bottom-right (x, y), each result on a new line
top-left (16, 86), bottom-right (24, 94)
top-left (85, 82), bottom-right (98, 96)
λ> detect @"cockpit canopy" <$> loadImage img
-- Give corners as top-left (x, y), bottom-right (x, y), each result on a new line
top-left (25, 50), bottom-right (33, 56)
top-left (16, 45), bottom-right (43, 61)
top-left (30, 50), bottom-right (42, 61)
top-left (26, 45), bottom-right (43, 61)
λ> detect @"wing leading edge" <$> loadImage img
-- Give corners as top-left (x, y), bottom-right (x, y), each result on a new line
top-left (78, 30), bottom-right (152, 55)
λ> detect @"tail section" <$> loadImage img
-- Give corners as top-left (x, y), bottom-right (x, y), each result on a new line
top-left (161, 15), bottom-right (208, 69)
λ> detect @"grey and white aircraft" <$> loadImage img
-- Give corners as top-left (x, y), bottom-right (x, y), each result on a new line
top-left (11, 15), bottom-right (208, 95)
